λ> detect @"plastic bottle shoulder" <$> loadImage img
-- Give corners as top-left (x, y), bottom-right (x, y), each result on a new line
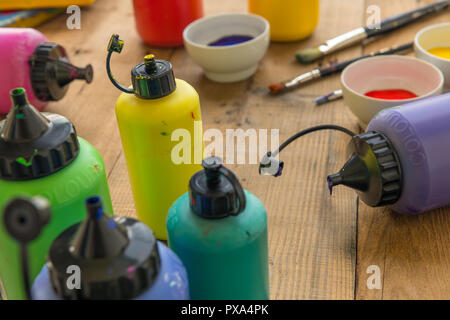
top-left (167, 190), bottom-right (267, 251)
top-left (115, 78), bottom-right (200, 118)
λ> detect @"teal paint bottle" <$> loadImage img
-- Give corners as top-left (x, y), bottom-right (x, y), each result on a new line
top-left (167, 157), bottom-right (269, 300)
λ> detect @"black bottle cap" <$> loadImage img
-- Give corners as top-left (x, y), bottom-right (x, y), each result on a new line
top-left (0, 88), bottom-right (80, 181)
top-left (131, 54), bottom-right (176, 99)
top-left (189, 157), bottom-right (246, 219)
top-left (327, 131), bottom-right (402, 207)
top-left (106, 34), bottom-right (176, 99)
top-left (29, 43), bottom-right (93, 101)
top-left (47, 196), bottom-right (161, 300)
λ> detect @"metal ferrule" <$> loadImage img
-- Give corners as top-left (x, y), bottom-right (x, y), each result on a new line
top-left (285, 69), bottom-right (321, 88)
top-left (327, 89), bottom-right (343, 102)
top-left (318, 27), bottom-right (367, 55)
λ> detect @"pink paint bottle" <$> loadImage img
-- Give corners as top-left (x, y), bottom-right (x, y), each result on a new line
top-left (0, 28), bottom-right (93, 114)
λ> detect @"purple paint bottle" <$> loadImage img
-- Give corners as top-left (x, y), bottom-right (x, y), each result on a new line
top-left (328, 93), bottom-right (450, 214)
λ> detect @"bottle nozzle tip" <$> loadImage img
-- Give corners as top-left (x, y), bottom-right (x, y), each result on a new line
top-left (202, 157), bottom-right (223, 170)
top-left (327, 173), bottom-right (343, 195)
top-left (83, 64), bottom-right (94, 83)
top-left (85, 196), bottom-right (103, 220)
top-left (10, 88), bottom-right (28, 108)
top-left (144, 54), bottom-right (157, 74)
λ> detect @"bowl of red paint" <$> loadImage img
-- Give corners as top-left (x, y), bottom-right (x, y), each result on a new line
top-left (341, 55), bottom-right (444, 126)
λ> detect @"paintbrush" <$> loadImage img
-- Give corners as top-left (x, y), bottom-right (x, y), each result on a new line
top-left (315, 89), bottom-right (343, 106)
top-left (269, 42), bottom-right (413, 95)
top-left (295, 0), bottom-right (449, 64)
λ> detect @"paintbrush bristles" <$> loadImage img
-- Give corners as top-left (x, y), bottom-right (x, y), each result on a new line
top-left (268, 83), bottom-right (286, 95)
top-left (295, 47), bottom-right (322, 64)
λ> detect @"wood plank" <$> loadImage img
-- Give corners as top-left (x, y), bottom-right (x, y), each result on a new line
top-left (356, 0), bottom-right (450, 300)
top-left (357, 204), bottom-right (450, 299)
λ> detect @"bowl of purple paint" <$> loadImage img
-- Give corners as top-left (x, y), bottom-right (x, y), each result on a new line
top-left (183, 13), bottom-right (270, 83)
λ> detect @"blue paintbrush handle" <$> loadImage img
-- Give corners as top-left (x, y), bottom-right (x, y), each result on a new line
top-left (364, 0), bottom-right (449, 38)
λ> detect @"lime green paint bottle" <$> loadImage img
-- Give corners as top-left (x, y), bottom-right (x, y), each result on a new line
top-left (167, 157), bottom-right (270, 300)
top-left (0, 88), bottom-right (113, 300)
top-left (106, 35), bottom-right (202, 240)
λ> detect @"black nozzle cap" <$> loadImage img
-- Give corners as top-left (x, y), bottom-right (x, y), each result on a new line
top-left (11, 88), bottom-right (27, 107)
top-left (59, 63), bottom-right (93, 86)
top-left (106, 35), bottom-right (176, 98)
top-left (2, 88), bottom-right (50, 143)
top-left (203, 156), bottom-right (223, 187)
top-left (0, 88), bottom-right (80, 181)
top-left (3, 196), bottom-right (50, 244)
top-left (327, 154), bottom-right (371, 195)
top-left (327, 172), bottom-right (342, 189)
top-left (131, 54), bottom-right (176, 99)
top-left (70, 197), bottom-right (129, 259)
top-left (327, 131), bottom-right (402, 207)
top-left (189, 157), bottom-right (246, 219)
top-left (47, 196), bottom-right (161, 300)
top-left (81, 64), bottom-right (94, 83)
top-left (30, 43), bottom-right (94, 101)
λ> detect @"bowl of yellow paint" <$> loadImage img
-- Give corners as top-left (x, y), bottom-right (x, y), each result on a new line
top-left (415, 23), bottom-right (450, 88)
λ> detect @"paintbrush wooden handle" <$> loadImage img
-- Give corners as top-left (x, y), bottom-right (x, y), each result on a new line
top-left (364, 0), bottom-right (449, 38)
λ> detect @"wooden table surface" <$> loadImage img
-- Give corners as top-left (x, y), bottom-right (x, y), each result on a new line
top-left (31, 0), bottom-right (450, 299)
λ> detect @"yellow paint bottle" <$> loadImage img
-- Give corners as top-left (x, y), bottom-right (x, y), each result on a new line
top-left (106, 35), bottom-right (203, 240)
top-left (248, 0), bottom-right (319, 42)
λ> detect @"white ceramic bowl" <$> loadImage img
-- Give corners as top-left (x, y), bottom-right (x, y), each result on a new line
top-left (183, 13), bottom-right (270, 83)
top-left (415, 22), bottom-right (450, 88)
top-left (341, 55), bottom-right (444, 127)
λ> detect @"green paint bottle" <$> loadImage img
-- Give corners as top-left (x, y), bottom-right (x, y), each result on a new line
top-left (0, 88), bottom-right (113, 300)
top-left (167, 157), bottom-right (270, 300)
